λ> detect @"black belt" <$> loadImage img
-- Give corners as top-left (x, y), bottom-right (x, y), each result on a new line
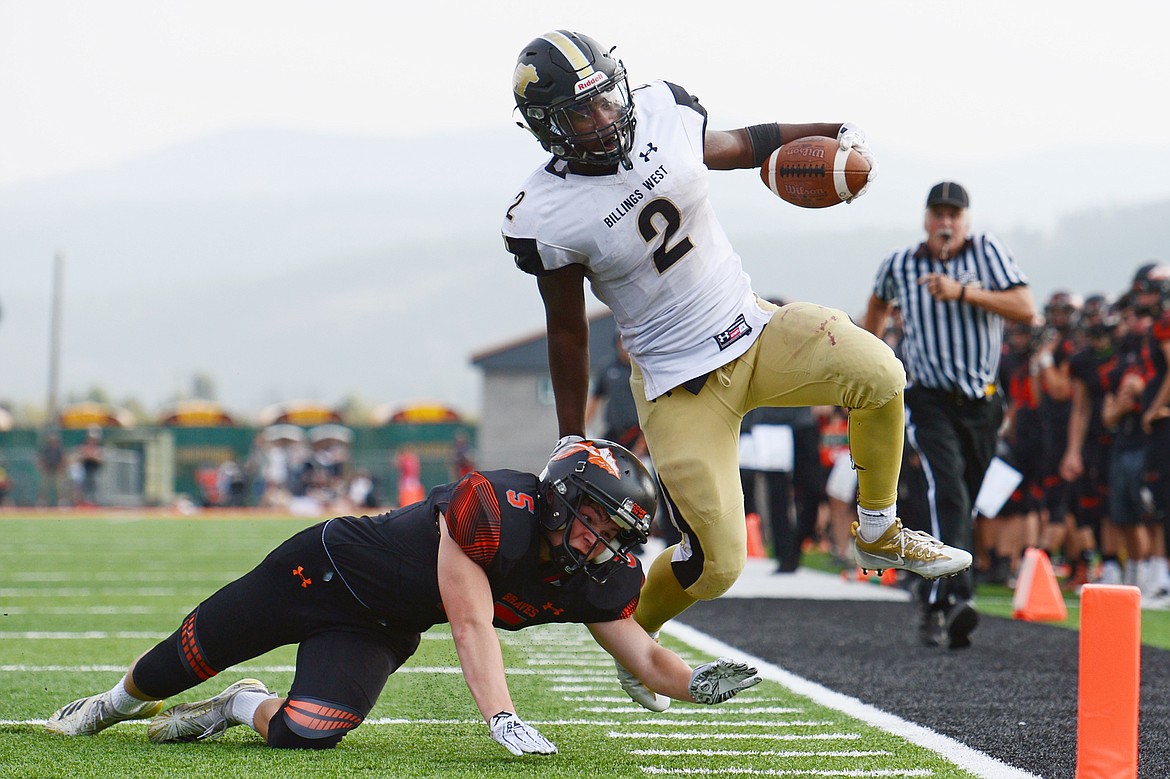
top-left (657, 371), bottom-right (711, 400)
top-left (915, 385), bottom-right (995, 406)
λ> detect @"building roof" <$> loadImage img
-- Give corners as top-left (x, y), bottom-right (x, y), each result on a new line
top-left (470, 309), bottom-right (618, 372)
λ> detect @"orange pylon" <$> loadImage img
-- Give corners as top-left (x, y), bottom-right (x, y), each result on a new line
top-left (745, 513), bottom-right (767, 559)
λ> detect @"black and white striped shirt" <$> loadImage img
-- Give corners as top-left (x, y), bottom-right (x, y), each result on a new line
top-left (873, 232), bottom-right (1028, 400)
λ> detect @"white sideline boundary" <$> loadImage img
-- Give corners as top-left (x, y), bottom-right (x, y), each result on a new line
top-left (662, 621), bottom-right (1042, 779)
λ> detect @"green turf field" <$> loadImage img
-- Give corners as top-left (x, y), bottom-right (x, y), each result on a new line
top-left (2, 517), bottom-right (997, 778)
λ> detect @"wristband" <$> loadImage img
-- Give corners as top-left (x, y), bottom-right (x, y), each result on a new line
top-left (958, 285), bottom-right (967, 303)
top-left (746, 123), bottom-right (783, 167)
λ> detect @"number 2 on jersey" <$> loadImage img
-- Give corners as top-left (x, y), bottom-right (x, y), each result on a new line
top-left (638, 198), bottom-right (694, 273)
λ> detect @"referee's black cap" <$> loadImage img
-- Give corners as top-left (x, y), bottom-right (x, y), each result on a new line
top-left (926, 181), bottom-right (969, 209)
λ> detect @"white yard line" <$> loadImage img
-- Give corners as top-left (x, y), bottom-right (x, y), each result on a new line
top-left (3, 664), bottom-right (538, 675)
top-left (640, 769), bottom-right (933, 777)
top-left (663, 621), bottom-right (1042, 779)
top-left (632, 750), bottom-right (893, 757)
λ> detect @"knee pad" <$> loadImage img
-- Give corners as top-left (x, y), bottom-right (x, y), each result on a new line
top-left (866, 355), bottom-right (906, 409)
top-left (683, 556), bottom-right (745, 601)
top-left (266, 697), bottom-right (364, 750)
top-left (131, 611), bottom-right (220, 699)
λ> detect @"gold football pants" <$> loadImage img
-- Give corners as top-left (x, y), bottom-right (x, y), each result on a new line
top-left (630, 300), bottom-right (905, 632)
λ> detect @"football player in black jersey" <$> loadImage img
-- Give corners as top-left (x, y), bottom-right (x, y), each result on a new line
top-left (46, 440), bottom-right (760, 756)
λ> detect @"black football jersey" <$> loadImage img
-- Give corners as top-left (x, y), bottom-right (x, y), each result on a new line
top-left (322, 470), bottom-right (642, 633)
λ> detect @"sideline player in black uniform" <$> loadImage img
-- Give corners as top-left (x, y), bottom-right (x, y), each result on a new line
top-left (1034, 291), bottom-right (1081, 568)
top-left (46, 440), bottom-right (760, 755)
top-left (1061, 296), bottom-right (1123, 584)
top-left (987, 319), bottom-right (1045, 589)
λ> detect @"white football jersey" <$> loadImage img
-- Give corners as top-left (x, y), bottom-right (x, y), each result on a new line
top-left (503, 80), bottom-right (769, 400)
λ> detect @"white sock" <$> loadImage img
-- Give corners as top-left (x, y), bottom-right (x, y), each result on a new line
top-left (107, 675), bottom-right (156, 715)
top-left (856, 506), bottom-right (896, 543)
top-left (230, 689), bottom-right (275, 731)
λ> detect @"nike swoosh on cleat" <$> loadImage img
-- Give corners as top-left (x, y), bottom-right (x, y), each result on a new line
top-left (863, 551), bottom-right (904, 565)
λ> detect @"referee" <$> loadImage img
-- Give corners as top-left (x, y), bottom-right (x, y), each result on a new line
top-left (862, 182), bottom-right (1036, 649)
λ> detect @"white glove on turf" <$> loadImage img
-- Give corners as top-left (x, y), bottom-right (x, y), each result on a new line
top-left (836, 122), bottom-right (878, 202)
top-left (616, 658), bottom-right (672, 712)
top-left (689, 657), bottom-right (762, 704)
top-left (489, 711), bottom-right (557, 756)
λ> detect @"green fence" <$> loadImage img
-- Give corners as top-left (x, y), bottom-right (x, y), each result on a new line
top-left (0, 422), bottom-right (476, 509)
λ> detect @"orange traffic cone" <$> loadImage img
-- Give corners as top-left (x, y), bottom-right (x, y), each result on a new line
top-left (745, 513), bottom-right (767, 559)
top-left (1013, 548), bottom-right (1068, 622)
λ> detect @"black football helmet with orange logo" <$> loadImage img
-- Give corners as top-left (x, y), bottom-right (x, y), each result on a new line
top-left (539, 439), bottom-right (656, 582)
top-left (512, 30), bottom-right (636, 170)
top-left (1130, 262), bottom-right (1170, 317)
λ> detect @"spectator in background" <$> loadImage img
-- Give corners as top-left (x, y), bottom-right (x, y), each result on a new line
top-left (37, 431), bottom-right (67, 507)
top-left (815, 406), bottom-right (856, 567)
top-left (244, 431), bottom-right (268, 507)
top-left (396, 448), bottom-right (425, 507)
top-left (1061, 297), bottom-right (1123, 585)
top-left (0, 458), bottom-right (9, 506)
top-left (258, 439), bottom-right (291, 510)
top-left (740, 405), bottom-right (823, 573)
top-left (1135, 265), bottom-right (1170, 600)
top-left (77, 426), bottom-right (105, 506)
top-left (988, 319), bottom-right (1046, 586)
top-left (1103, 263), bottom-right (1170, 597)
top-left (347, 469), bottom-right (378, 510)
top-left (1034, 291), bottom-right (1085, 582)
top-left (452, 431), bottom-right (477, 480)
top-left (863, 181), bottom-right (1036, 649)
top-left (216, 460), bottom-right (246, 508)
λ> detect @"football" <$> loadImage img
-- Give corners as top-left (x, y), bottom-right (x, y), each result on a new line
top-left (760, 136), bottom-right (870, 208)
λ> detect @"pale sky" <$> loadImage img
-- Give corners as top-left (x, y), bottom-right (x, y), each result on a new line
top-left (3, 0), bottom-right (1168, 188)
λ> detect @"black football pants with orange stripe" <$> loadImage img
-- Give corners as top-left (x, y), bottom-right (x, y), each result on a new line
top-left (131, 523), bottom-right (420, 748)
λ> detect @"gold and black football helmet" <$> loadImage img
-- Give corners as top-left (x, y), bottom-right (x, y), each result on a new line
top-left (512, 30), bottom-right (636, 170)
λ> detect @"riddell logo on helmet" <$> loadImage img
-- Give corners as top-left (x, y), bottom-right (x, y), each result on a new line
top-left (575, 72), bottom-right (608, 93)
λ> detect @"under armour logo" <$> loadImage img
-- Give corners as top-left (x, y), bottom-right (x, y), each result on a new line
top-left (639, 142), bottom-right (658, 162)
top-left (292, 565), bottom-right (312, 588)
top-left (542, 601), bottom-right (565, 616)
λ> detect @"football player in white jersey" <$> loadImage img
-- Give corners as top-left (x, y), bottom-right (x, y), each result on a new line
top-left (502, 30), bottom-right (973, 710)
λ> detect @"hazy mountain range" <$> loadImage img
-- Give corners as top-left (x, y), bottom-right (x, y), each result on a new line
top-left (2, 128), bottom-right (1168, 420)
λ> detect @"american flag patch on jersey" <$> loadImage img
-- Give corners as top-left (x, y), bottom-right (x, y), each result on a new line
top-left (713, 314), bottom-right (752, 350)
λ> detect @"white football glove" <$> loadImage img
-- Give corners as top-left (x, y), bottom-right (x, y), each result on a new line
top-left (837, 122), bottom-right (878, 202)
top-left (616, 658), bottom-right (672, 712)
top-left (689, 657), bottom-right (762, 705)
top-left (489, 711), bottom-right (557, 756)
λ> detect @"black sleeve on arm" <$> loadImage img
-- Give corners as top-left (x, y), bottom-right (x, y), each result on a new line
top-left (505, 236), bottom-right (552, 277)
top-left (664, 81), bottom-right (707, 119)
top-left (746, 123), bottom-right (783, 167)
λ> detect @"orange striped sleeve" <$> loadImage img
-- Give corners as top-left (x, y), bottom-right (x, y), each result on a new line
top-left (446, 473), bottom-right (502, 567)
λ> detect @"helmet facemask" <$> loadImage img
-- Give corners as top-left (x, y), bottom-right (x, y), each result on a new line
top-left (531, 79), bottom-right (636, 170)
